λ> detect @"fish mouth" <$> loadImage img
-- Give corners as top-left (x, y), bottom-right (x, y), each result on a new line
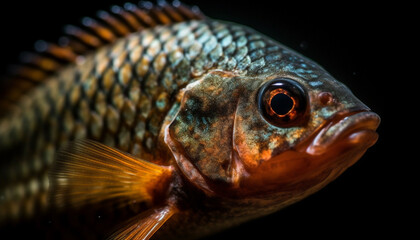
top-left (305, 110), bottom-right (381, 156)
top-left (234, 110), bottom-right (380, 197)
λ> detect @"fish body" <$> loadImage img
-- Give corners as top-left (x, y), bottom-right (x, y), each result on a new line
top-left (0, 2), bottom-right (380, 239)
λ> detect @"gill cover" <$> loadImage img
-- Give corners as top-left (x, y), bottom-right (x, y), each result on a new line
top-left (166, 71), bottom-right (247, 187)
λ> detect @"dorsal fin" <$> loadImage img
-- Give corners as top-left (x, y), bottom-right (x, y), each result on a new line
top-left (0, 1), bottom-right (204, 114)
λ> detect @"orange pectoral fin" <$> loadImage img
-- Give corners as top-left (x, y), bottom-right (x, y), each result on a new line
top-left (108, 204), bottom-right (177, 240)
top-left (49, 139), bottom-right (172, 209)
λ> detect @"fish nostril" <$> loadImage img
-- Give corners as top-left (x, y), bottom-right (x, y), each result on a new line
top-left (318, 92), bottom-right (334, 106)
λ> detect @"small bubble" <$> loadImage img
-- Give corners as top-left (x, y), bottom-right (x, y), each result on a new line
top-left (300, 41), bottom-right (308, 50)
top-left (97, 215), bottom-right (101, 219)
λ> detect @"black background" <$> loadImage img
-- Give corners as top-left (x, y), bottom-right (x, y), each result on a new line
top-left (0, 0), bottom-right (406, 239)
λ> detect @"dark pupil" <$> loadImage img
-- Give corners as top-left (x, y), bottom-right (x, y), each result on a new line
top-left (270, 93), bottom-right (293, 116)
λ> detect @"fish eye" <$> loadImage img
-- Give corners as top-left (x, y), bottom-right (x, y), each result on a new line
top-left (257, 78), bottom-right (308, 127)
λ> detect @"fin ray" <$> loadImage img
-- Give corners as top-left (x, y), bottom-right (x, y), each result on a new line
top-left (108, 204), bottom-right (177, 240)
top-left (49, 139), bottom-right (172, 209)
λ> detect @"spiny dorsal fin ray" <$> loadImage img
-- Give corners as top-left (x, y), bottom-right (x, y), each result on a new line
top-left (57, 1), bottom-right (203, 57)
top-left (49, 139), bottom-right (173, 209)
top-left (0, 1), bottom-right (204, 114)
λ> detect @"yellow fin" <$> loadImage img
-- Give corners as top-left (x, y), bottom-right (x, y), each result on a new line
top-left (49, 139), bottom-right (172, 208)
top-left (108, 204), bottom-right (177, 240)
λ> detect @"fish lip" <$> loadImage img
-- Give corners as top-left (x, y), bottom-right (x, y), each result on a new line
top-left (305, 110), bottom-right (381, 155)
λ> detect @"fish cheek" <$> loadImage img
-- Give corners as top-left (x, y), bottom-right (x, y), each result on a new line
top-left (233, 107), bottom-right (327, 195)
top-left (166, 71), bottom-right (241, 187)
top-left (233, 101), bottom-right (290, 170)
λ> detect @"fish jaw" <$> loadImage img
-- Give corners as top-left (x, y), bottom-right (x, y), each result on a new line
top-left (238, 109), bottom-right (380, 196)
top-left (306, 110), bottom-right (380, 156)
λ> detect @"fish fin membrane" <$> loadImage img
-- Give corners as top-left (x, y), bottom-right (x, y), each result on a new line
top-left (49, 139), bottom-right (172, 209)
top-left (0, 1), bottom-right (204, 115)
top-left (108, 204), bottom-right (177, 240)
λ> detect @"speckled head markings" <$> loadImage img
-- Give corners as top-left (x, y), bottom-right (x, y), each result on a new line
top-left (0, 1), bottom-right (380, 239)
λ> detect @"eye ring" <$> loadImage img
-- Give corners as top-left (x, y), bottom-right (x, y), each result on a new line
top-left (258, 78), bottom-right (309, 127)
top-left (266, 88), bottom-right (296, 117)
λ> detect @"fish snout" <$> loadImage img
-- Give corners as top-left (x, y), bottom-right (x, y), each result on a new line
top-left (306, 110), bottom-right (380, 155)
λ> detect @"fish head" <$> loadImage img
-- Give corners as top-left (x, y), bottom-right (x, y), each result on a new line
top-left (232, 71), bottom-right (380, 198)
top-left (165, 64), bottom-right (380, 199)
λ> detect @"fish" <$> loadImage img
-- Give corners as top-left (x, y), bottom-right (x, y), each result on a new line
top-left (0, 1), bottom-right (381, 239)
